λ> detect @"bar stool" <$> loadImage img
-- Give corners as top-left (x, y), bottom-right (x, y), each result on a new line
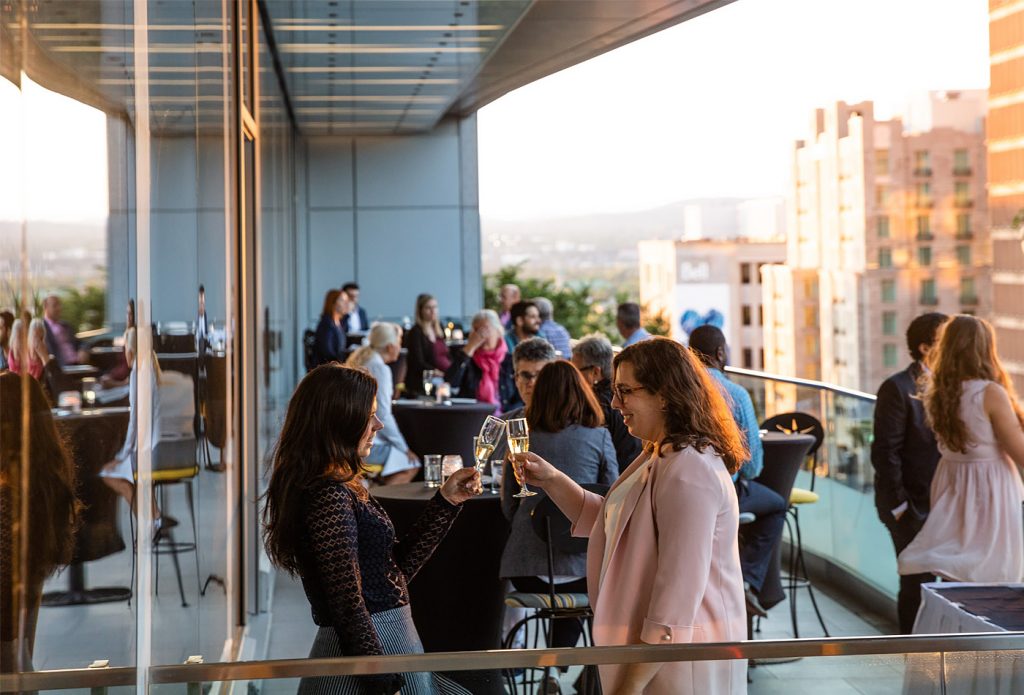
top-left (761, 413), bottom-right (829, 637)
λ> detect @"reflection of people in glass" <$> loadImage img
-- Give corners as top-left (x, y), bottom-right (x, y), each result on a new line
top-left (98, 335), bottom-right (173, 537)
top-left (312, 289), bottom-right (352, 367)
top-left (7, 316), bottom-right (50, 381)
top-left (0, 311), bottom-right (14, 371)
top-left (195, 284), bottom-right (209, 356)
top-left (262, 365), bottom-right (479, 695)
top-left (42, 295), bottom-right (89, 367)
top-left (101, 300), bottom-right (136, 388)
top-left (0, 372), bottom-right (81, 672)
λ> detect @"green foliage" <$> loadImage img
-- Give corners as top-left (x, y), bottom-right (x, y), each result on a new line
top-left (483, 263), bottom-right (668, 342)
top-left (59, 286), bottom-right (106, 332)
top-left (3, 279), bottom-right (43, 317)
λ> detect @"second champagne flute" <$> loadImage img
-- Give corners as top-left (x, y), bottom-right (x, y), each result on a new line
top-left (506, 418), bottom-right (536, 498)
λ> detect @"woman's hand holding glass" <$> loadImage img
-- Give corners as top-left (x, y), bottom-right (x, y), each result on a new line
top-left (509, 452), bottom-right (560, 489)
top-left (440, 466), bottom-right (483, 505)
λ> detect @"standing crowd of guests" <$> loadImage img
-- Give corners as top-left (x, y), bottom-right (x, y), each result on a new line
top-left (872, 312), bottom-right (1024, 634)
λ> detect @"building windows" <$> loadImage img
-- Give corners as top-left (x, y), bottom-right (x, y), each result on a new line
top-left (877, 216), bottom-right (890, 238)
top-left (884, 343), bottom-right (899, 368)
top-left (804, 334), bottom-right (819, 359)
top-left (803, 276), bottom-right (819, 300)
top-left (955, 181), bottom-right (971, 208)
top-left (759, 348), bottom-right (765, 369)
top-left (875, 185), bottom-right (889, 208)
top-left (758, 304), bottom-right (764, 326)
top-left (916, 182), bottom-right (932, 207)
top-left (742, 348), bottom-right (754, 369)
top-left (917, 246), bottom-right (932, 266)
top-left (881, 279), bottom-right (896, 303)
top-left (879, 247), bottom-right (893, 268)
top-left (882, 311), bottom-right (897, 336)
top-left (756, 263), bottom-right (765, 284)
top-left (804, 306), bottom-right (818, 328)
top-left (956, 244), bottom-right (972, 266)
top-left (740, 263), bottom-right (752, 284)
top-left (876, 149), bottom-right (889, 176)
top-left (915, 215), bottom-right (932, 239)
top-left (956, 213), bottom-right (972, 239)
top-left (961, 277), bottom-right (978, 305)
top-left (954, 148), bottom-right (970, 175)
top-left (742, 305), bottom-right (753, 326)
top-left (913, 150), bottom-right (931, 176)
top-left (920, 278), bottom-right (938, 305)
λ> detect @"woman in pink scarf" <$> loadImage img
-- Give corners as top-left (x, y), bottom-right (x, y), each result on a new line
top-left (463, 310), bottom-right (507, 408)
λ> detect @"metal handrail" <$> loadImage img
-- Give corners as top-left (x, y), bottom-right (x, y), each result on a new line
top-left (724, 365), bottom-right (877, 402)
top-left (5, 632), bottom-right (1024, 691)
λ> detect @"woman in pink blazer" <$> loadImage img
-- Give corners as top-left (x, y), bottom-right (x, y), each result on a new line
top-left (513, 337), bottom-right (748, 694)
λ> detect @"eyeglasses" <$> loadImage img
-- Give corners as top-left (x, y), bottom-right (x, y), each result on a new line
top-left (515, 370), bottom-right (540, 383)
top-left (612, 383), bottom-right (647, 401)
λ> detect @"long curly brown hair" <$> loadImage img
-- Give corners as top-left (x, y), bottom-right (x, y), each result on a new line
top-left (613, 337), bottom-right (747, 474)
top-left (261, 364), bottom-right (377, 576)
top-left (923, 315), bottom-right (1024, 454)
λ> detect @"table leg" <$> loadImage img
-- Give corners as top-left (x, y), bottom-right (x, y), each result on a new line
top-left (41, 563), bottom-right (132, 606)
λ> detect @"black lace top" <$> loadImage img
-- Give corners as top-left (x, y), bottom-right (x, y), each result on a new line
top-left (298, 480), bottom-right (461, 656)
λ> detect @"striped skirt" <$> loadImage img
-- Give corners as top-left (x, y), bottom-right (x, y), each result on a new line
top-left (297, 604), bottom-right (470, 695)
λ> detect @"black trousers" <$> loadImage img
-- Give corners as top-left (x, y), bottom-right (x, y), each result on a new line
top-left (736, 479), bottom-right (788, 594)
top-left (885, 512), bottom-right (935, 634)
top-left (510, 576), bottom-right (588, 649)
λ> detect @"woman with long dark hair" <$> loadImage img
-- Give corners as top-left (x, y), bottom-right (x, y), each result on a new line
top-left (499, 360), bottom-right (617, 649)
top-left (899, 315), bottom-right (1024, 582)
top-left (0, 372), bottom-right (81, 671)
top-left (512, 337), bottom-right (748, 694)
top-left (262, 364), bottom-right (479, 694)
top-left (313, 289), bottom-right (352, 367)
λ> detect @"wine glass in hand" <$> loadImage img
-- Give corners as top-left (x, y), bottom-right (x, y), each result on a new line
top-left (474, 415), bottom-right (506, 473)
top-left (506, 418), bottom-right (536, 498)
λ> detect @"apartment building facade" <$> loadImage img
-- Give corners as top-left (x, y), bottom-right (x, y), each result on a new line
top-left (989, 0), bottom-right (1024, 392)
top-left (764, 93), bottom-right (990, 393)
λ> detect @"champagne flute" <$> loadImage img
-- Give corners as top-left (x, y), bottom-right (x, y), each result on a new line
top-left (506, 418), bottom-right (536, 498)
top-left (474, 415), bottom-right (506, 473)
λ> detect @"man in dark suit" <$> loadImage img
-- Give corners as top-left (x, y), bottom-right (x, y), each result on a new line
top-left (340, 282), bottom-right (369, 334)
top-left (42, 295), bottom-right (88, 367)
top-left (871, 312), bottom-right (947, 633)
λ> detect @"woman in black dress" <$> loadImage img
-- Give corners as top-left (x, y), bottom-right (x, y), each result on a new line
top-left (262, 364), bottom-right (480, 694)
top-left (403, 294), bottom-right (452, 397)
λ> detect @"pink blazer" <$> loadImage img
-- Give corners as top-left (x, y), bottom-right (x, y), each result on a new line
top-left (571, 446), bottom-right (747, 694)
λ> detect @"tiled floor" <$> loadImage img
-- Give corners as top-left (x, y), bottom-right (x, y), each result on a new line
top-left (253, 572), bottom-right (910, 695)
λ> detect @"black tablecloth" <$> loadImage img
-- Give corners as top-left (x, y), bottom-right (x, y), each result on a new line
top-left (934, 586), bottom-right (1024, 631)
top-left (392, 400), bottom-right (497, 466)
top-left (54, 407), bottom-right (131, 562)
top-left (372, 483), bottom-right (508, 694)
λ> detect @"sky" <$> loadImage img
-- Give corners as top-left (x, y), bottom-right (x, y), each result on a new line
top-left (477, 0), bottom-right (991, 221)
top-left (0, 75), bottom-right (109, 224)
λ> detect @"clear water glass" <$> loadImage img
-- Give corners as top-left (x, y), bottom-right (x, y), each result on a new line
top-left (423, 454), bottom-right (442, 488)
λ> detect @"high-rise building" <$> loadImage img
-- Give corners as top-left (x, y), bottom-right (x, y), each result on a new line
top-left (639, 238), bottom-right (785, 369)
top-left (988, 1), bottom-right (1024, 392)
top-left (763, 93), bottom-right (990, 393)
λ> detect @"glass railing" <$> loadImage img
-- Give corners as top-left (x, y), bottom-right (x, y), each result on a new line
top-left (724, 367), bottom-right (897, 598)
top-left (6, 634), bottom-right (1024, 693)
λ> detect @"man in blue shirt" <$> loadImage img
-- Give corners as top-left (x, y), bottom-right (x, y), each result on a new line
top-left (616, 302), bottom-right (652, 347)
top-left (690, 325), bottom-right (786, 618)
top-left (533, 297), bottom-right (572, 358)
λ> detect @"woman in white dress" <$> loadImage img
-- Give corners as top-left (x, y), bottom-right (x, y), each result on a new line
top-left (898, 315), bottom-right (1024, 582)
